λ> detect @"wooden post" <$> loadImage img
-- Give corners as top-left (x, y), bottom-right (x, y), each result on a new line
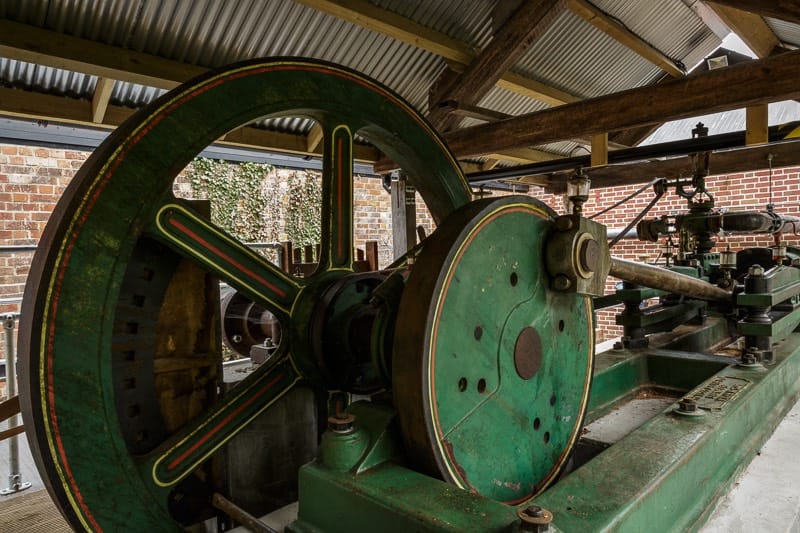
top-left (591, 133), bottom-right (608, 166)
top-left (746, 104), bottom-right (769, 145)
top-left (391, 174), bottom-right (417, 259)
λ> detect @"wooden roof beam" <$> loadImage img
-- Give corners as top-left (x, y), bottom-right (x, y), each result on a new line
top-left (707, 3), bottom-right (783, 57)
top-left (566, 0), bottom-right (685, 77)
top-left (0, 87), bottom-right (380, 162)
top-left (428, 0), bottom-right (565, 130)
top-left (292, 0), bottom-right (579, 106)
top-left (0, 20), bottom-right (203, 90)
top-left (706, 1), bottom-right (800, 25)
top-left (443, 50), bottom-right (800, 158)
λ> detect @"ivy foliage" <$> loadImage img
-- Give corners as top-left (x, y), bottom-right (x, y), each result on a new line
top-left (186, 158), bottom-right (322, 251)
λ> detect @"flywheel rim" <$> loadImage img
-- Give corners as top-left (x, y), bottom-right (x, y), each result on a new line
top-left (18, 57), bottom-right (470, 531)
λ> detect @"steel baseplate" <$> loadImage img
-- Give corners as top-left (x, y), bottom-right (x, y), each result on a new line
top-left (288, 321), bottom-right (800, 532)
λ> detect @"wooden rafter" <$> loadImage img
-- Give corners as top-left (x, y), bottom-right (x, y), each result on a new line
top-left (706, 0), bottom-right (800, 24)
top-left (0, 87), bottom-right (380, 162)
top-left (566, 0), bottom-right (685, 77)
top-left (428, 0), bottom-right (565, 129)
top-left (443, 50), bottom-right (800, 158)
top-left (0, 20), bottom-right (202, 90)
top-left (292, 0), bottom-right (578, 106)
top-left (306, 123), bottom-right (324, 153)
top-left (707, 3), bottom-right (782, 57)
top-left (91, 77), bottom-right (116, 124)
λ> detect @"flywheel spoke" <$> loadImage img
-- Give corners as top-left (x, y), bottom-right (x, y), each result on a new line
top-left (149, 202), bottom-right (301, 318)
top-left (142, 357), bottom-right (302, 488)
top-left (319, 122), bottom-right (355, 272)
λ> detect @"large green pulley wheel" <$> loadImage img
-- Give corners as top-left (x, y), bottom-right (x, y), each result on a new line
top-left (394, 196), bottom-right (594, 504)
top-left (18, 58), bottom-right (471, 531)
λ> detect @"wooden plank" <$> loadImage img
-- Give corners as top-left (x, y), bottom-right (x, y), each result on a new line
top-left (428, 0), bottom-right (565, 129)
top-left (444, 50), bottom-right (800, 158)
top-left (90, 77), bottom-right (116, 124)
top-left (708, 3), bottom-right (781, 57)
top-left (365, 241), bottom-right (379, 270)
top-left (0, 424), bottom-right (24, 442)
top-left (567, 0), bottom-right (685, 77)
top-left (294, 0), bottom-right (578, 106)
top-left (0, 19), bottom-right (204, 90)
top-left (706, 0), bottom-right (800, 24)
top-left (544, 139), bottom-right (800, 192)
top-left (746, 104), bottom-right (769, 145)
top-left (0, 86), bottom-right (381, 162)
top-left (280, 241), bottom-right (293, 273)
top-left (591, 133), bottom-right (608, 166)
top-left (0, 394), bottom-right (20, 422)
top-left (306, 123), bottom-right (324, 153)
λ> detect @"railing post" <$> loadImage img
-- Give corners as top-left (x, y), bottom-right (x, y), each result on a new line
top-left (1, 313), bottom-right (31, 495)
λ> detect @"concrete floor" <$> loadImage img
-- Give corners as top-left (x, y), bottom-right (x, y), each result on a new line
top-left (700, 398), bottom-right (800, 532)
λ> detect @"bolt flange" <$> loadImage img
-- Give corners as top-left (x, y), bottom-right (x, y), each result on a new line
top-left (518, 505), bottom-right (553, 532)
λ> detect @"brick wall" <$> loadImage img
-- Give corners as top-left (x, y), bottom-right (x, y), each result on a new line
top-left (1, 141), bottom-right (798, 352)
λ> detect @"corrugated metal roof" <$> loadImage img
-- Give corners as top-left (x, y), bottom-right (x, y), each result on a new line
top-left (375, 0), bottom-right (494, 50)
top-left (766, 17), bottom-right (800, 48)
top-left (595, 0), bottom-right (720, 72)
top-left (0, 0), bottom-right (762, 153)
top-left (512, 9), bottom-right (665, 99)
top-left (641, 100), bottom-right (800, 145)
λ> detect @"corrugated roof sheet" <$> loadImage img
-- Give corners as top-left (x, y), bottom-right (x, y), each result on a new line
top-left (642, 100), bottom-right (800, 145)
top-left (512, 9), bottom-right (664, 99)
top-left (0, 0), bottom-right (756, 150)
top-left (766, 17), bottom-right (800, 48)
top-left (595, 0), bottom-right (721, 72)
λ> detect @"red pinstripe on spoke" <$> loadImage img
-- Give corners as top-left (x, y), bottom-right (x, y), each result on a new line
top-left (168, 217), bottom-right (287, 299)
top-left (167, 372), bottom-right (286, 471)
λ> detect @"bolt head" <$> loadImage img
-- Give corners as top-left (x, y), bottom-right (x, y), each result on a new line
top-left (553, 274), bottom-right (572, 291)
top-left (748, 264), bottom-right (765, 277)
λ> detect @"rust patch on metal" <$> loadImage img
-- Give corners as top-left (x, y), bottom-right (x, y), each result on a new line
top-left (514, 326), bottom-right (543, 380)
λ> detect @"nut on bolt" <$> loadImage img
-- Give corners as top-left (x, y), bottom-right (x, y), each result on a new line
top-left (327, 413), bottom-right (355, 433)
top-left (748, 264), bottom-right (765, 277)
top-left (517, 505), bottom-right (553, 532)
top-left (677, 398), bottom-right (697, 413)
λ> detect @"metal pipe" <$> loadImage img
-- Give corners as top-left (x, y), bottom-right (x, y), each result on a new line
top-left (0, 246), bottom-right (37, 253)
top-left (606, 227), bottom-right (638, 241)
top-left (609, 257), bottom-right (731, 302)
top-left (0, 314), bottom-right (30, 495)
top-left (212, 492), bottom-right (277, 533)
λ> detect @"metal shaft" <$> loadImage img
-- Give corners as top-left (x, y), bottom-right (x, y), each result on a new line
top-left (212, 492), bottom-right (277, 533)
top-left (1, 314), bottom-right (30, 495)
top-left (609, 257), bottom-right (731, 302)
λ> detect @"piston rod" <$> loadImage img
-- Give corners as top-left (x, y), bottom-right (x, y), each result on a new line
top-left (609, 257), bottom-right (731, 302)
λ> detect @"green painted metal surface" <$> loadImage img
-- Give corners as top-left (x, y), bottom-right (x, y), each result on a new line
top-left (18, 58), bottom-right (471, 531)
top-left (290, 401), bottom-right (518, 533)
top-left (394, 196), bottom-right (594, 503)
top-left (291, 322), bottom-right (800, 533)
top-left (531, 333), bottom-right (800, 532)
